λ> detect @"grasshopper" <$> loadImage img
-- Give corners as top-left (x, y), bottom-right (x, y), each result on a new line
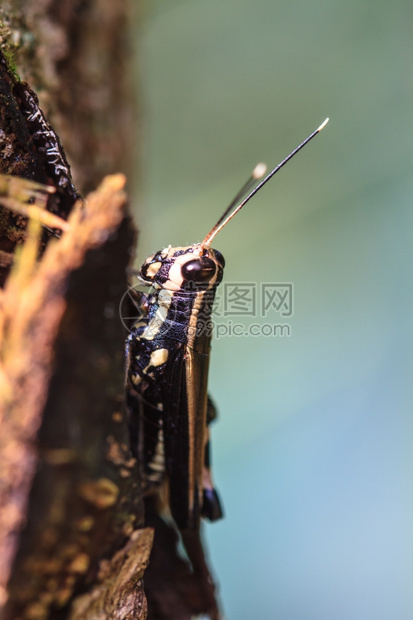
top-left (126, 118), bottom-right (329, 531)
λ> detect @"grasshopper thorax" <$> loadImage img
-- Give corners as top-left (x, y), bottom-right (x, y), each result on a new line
top-left (140, 244), bottom-right (225, 292)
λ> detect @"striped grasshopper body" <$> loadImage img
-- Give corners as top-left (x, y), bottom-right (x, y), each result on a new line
top-left (126, 244), bottom-right (225, 529)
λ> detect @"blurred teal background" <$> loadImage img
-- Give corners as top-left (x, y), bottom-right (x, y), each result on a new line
top-left (136, 1), bottom-right (413, 618)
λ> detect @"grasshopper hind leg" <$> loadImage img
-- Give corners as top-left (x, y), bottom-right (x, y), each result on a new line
top-left (202, 397), bottom-right (224, 522)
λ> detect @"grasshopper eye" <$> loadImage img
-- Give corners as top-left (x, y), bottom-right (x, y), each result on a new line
top-left (181, 258), bottom-right (216, 283)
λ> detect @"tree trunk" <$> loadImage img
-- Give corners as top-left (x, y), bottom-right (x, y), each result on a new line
top-left (0, 3), bottom-right (151, 620)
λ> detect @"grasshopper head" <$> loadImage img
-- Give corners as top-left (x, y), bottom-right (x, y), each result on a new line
top-left (140, 244), bottom-right (225, 292)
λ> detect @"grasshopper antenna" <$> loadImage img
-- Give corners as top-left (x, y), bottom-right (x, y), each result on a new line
top-left (210, 162), bottom-right (267, 234)
top-left (201, 117), bottom-right (329, 248)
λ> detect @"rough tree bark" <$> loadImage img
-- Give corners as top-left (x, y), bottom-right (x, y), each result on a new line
top-left (0, 2), bottom-right (153, 620)
top-left (0, 4), bottom-right (222, 620)
top-left (0, 0), bottom-right (137, 194)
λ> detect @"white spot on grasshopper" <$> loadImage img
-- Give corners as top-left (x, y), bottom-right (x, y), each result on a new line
top-left (149, 348), bottom-right (169, 367)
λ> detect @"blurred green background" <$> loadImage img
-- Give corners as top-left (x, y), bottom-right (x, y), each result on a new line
top-left (136, 1), bottom-right (412, 618)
